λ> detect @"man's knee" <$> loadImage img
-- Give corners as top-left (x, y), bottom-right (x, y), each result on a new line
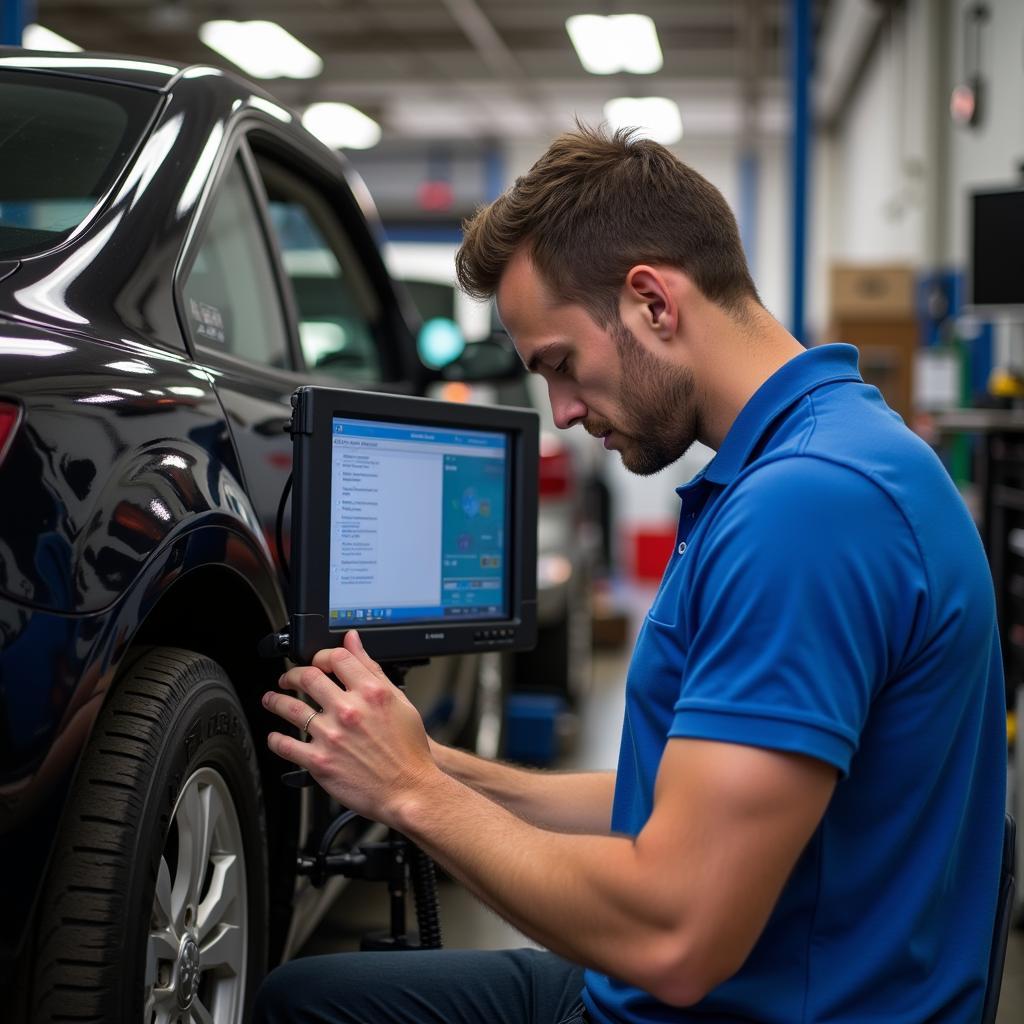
top-left (252, 957), bottom-right (332, 1024)
top-left (252, 952), bottom-right (403, 1024)
top-left (252, 960), bottom-right (294, 1023)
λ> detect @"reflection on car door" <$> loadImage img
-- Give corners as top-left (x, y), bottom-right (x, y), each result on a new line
top-left (177, 144), bottom-right (297, 574)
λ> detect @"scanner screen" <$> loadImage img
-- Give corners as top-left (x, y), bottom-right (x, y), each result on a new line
top-left (328, 416), bottom-right (509, 626)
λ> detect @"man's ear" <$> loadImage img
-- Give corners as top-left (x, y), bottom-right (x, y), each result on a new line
top-left (623, 265), bottom-right (679, 341)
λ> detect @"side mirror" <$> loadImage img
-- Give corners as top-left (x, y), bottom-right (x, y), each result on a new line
top-left (417, 317), bottom-right (466, 369)
top-left (441, 331), bottom-right (523, 383)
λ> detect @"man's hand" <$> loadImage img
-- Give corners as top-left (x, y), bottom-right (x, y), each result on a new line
top-left (263, 630), bottom-right (440, 823)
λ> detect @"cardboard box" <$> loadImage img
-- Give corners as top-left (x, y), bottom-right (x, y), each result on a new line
top-left (830, 318), bottom-right (920, 421)
top-left (830, 264), bottom-right (916, 320)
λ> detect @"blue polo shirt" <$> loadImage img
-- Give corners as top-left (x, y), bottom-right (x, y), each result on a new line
top-left (583, 344), bottom-right (1006, 1024)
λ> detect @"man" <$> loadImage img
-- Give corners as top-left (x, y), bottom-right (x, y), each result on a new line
top-left (255, 126), bottom-right (1006, 1023)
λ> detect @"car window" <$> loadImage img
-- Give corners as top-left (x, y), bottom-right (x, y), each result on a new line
top-left (403, 279), bottom-right (456, 322)
top-left (0, 70), bottom-right (159, 259)
top-left (256, 158), bottom-right (384, 384)
top-left (181, 156), bottom-right (290, 368)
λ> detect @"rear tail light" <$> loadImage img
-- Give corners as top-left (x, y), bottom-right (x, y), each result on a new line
top-left (539, 434), bottom-right (574, 500)
top-left (0, 402), bottom-right (20, 466)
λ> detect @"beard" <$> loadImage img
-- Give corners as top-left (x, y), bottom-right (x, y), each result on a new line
top-left (586, 319), bottom-right (698, 476)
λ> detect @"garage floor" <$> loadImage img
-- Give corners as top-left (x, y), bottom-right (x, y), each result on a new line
top-left (300, 588), bottom-right (1024, 1023)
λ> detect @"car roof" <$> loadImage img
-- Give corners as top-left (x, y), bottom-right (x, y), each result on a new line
top-left (0, 48), bottom-right (294, 107)
top-left (0, 46), bottom-right (191, 90)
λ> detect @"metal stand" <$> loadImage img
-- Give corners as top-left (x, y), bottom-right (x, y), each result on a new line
top-left (294, 815), bottom-right (442, 950)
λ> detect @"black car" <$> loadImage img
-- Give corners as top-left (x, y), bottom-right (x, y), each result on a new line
top-left (0, 48), bottom-right (505, 1023)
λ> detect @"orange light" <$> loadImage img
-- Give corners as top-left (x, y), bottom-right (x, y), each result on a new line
top-left (440, 381), bottom-right (473, 404)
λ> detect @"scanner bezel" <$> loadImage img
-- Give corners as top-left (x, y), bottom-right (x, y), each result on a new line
top-left (288, 386), bottom-right (538, 665)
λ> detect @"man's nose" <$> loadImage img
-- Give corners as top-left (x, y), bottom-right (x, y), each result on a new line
top-left (548, 387), bottom-right (587, 431)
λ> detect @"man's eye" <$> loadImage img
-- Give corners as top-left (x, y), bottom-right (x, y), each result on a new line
top-left (553, 358), bottom-right (569, 375)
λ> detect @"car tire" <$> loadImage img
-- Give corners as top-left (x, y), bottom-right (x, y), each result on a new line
top-left (454, 651), bottom-right (507, 760)
top-left (529, 613), bottom-right (572, 694)
top-left (514, 593), bottom-right (592, 706)
top-left (30, 647), bottom-right (268, 1023)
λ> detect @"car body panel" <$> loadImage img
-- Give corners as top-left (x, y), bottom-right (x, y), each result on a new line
top-left (0, 322), bottom-right (262, 613)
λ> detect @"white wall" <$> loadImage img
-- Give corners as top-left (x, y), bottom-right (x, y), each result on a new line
top-left (943, 0), bottom-right (1024, 266)
top-left (755, 137), bottom-right (793, 326)
top-left (824, 1), bottom-right (936, 270)
top-left (818, 0), bottom-right (1024, 278)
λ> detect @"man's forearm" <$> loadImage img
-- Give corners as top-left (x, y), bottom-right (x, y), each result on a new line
top-left (432, 742), bottom-right (615, 833)
top-left (391, 769), bottom-right (684, 999)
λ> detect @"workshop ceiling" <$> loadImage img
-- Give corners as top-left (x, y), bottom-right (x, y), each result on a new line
top-left (33, 0), bottom-right (832, 141)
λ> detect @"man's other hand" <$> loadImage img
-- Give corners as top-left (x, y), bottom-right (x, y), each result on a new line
top-left (262, 630), bottom-right (439, 823)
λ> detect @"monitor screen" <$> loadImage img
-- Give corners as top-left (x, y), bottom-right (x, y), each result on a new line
top-left (328, 416), bottom-right (509, 627)
top-left (970, 188), bottom-right (1024, 308)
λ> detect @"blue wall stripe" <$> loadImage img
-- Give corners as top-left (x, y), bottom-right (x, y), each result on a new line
top-left (484, 145), bottom-right (505, 203)
top-left (790, 0), bottom-right (811, 346)
top-left (383, 225), bottom-right (467, 245)
top-left (2, 0), bottom-right (29, 45)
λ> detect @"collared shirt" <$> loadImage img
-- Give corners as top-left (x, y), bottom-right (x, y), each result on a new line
top-left (583, 344), bottom-right (1006, 1024)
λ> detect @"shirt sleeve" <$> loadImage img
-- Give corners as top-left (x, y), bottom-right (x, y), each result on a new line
top-left (670, 456), bottom-right (928, 776)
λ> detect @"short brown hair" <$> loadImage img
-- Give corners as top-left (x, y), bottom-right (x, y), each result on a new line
top-left (456, 123), bottom-right (759, 326)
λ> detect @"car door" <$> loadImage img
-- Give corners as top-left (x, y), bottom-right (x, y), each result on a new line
top-left (175, 139), bottom-right (300, 585)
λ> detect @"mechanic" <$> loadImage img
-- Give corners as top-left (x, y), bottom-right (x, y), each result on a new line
top-left (254, 125), bottom-right (1006, 1023)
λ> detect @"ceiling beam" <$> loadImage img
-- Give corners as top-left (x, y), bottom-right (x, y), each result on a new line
top-left (439, 0), bottom-right (523, 80)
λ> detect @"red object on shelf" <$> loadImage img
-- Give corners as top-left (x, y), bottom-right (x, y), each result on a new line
top-left (630, 525), bottom-right (676, 581)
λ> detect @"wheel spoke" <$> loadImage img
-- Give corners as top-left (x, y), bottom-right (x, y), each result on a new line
top-left (154, 855), bottom-right (175, 931)
top-left (199, 921), bottom-right (243, 975)
top-left (145, 925), bottom-right (179, 989)
top-left (190, 997), bottom-right (215, 1024)
top-left (144, 980), bottom-right (177, 1024)
top-left (196, 853), bottom-right (239, 942)
top-left (172, 780), bottom-right (213, 920)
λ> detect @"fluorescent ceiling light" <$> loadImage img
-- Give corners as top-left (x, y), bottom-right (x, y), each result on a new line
top-left (199, 20), bottom-right (322, 80)
top-left (566, 14), bottom-right (663, 75)
top-left (22, 24), bottom-right (82, 52)
top-left (604, 97), bottom-right (683, 145)
top-left (302, 102), bottom-right (381, 150)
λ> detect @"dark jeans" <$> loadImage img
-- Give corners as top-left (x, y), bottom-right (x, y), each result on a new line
top-left (252, 947), bottom-right (587, 1024)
